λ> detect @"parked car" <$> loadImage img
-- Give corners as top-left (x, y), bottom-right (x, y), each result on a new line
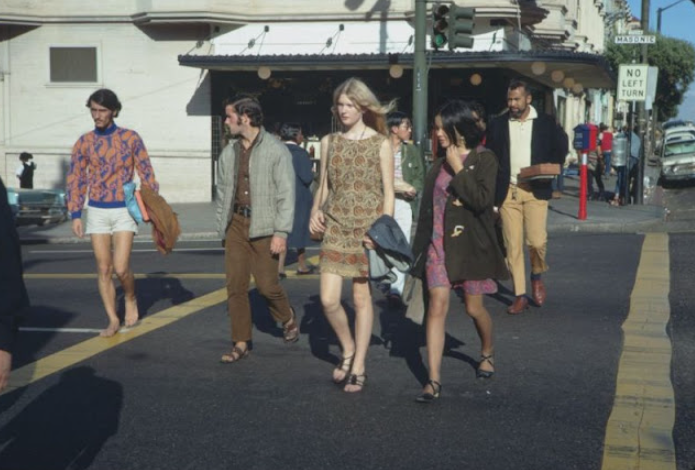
top-left (5, 187), bottom-right (68, 226)
top-left (660, 132), bottom-right (695, 184)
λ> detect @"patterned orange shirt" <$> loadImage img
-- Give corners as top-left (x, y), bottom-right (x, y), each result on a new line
top-left (66, 124), bottom-right (158, 218)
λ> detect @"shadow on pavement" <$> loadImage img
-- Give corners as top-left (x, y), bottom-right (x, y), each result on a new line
top-left (126, 275), bottom-right (195, 321)
top-left (1, 305), bottom-right (76, 410)
top-left (0, 366), bottom-right (122, 470)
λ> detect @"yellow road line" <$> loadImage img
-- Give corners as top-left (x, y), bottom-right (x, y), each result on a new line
top-left (601, 233), bottom-right (675, 469)
top-left (1, 288), bottom-right (227, 396)
top-left (7, 260), bottom-right (322, 394)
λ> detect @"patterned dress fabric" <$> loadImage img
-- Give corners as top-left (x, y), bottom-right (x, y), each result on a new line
top-left (425, 154), bottom-right (497, 295)
top-left (66, 124), bottom-right (158, 218)
top-left (320, 134), bottom-right (386, 278)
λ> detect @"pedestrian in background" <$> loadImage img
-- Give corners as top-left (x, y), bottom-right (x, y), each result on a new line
top-left (628, 126), bottom-right (642, 203)
top-left (410, 100), bottom-right (508, 403)
top-left (487, 79), bottom-right (568, 314)
top-left (66, 88), bottom-right (158, 337)
top-left (15, 152), bottom-right (37, 189)
top-left (0, 176), bottom-right (29, 391)
top-left (309, 77), bottom-right (395, 392)
top-left (215, 97), bottom-right (298, 364)
top-left (278, 122), bottom-right (314, 278)
top-left (611, 127), bottom-right (629, 206)
top-left (587, 148), bottom-right (606, 200)
top-left (599, 123), bottom-right (613, 176)
top-left (384, 111), bottom-right (425, 305)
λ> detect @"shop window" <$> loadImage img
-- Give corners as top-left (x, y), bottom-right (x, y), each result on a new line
top-left (49, 47), bottom-right (98, 83)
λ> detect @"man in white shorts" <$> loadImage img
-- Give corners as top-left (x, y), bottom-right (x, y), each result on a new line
top-left (66, 89), bottom-right (159, 337)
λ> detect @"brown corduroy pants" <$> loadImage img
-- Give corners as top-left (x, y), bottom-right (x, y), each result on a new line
top-left (224, 213), bottom-right (293, 343)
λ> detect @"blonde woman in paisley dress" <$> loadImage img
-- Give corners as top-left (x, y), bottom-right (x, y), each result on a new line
top-left (309, 78), bottom-right (395, 392)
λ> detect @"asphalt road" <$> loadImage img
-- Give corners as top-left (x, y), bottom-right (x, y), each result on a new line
top-left (0, 235), bottom-right (692, 470)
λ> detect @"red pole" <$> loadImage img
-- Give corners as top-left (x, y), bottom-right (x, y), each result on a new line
top-left (578, 151), bottom-right (587, 220)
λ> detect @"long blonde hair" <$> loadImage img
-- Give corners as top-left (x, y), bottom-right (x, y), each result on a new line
top-left (332, 77), bottom-right (395, 135)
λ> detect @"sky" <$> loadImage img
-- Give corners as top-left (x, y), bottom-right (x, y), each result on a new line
top-left (626, 0), bottom-right (695, 119)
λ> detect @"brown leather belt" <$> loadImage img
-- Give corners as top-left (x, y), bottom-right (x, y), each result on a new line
top-left (233, 204), bottom-right (252, 218)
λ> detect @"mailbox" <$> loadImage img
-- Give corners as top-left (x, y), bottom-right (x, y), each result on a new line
top-left (573, 124), bottom-right (588, 150)
top-left (573, 123), bottom-right (599, 151)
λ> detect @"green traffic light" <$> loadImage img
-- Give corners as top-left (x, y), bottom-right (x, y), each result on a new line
top-left (433, 33), bottom-right (447, 48)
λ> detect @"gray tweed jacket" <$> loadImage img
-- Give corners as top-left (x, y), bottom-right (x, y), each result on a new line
top-left (215, 128), bottom-right (295, 239)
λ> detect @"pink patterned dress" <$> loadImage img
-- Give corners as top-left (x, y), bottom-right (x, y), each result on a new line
top-left (425, 154), bottom-right (497, 295)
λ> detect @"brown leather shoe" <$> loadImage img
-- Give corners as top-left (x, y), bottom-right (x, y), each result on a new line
top-left (507, 296), bottom-right (529, 315)
top-left (531, 279), bottom-right (546, 306)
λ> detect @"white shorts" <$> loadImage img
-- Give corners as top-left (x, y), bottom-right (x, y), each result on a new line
top-left (85, 207), bottom-right (138, 235)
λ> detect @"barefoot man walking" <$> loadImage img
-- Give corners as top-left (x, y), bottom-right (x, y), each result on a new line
top-left (67, 89), bottom-right (158, 336)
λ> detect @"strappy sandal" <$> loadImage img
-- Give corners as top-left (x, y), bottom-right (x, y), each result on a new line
top-left (283, 307), bottom-right (300, 343)
top-left (415, 380), bottom-right (441, 403)
top-left (332, 354), bottom-right (355, 384)
top-left (344, 373), bottom-right (367, 393)
top-left (477, 354), bottom-right (495, 379)
top-left (220, 345), bottom-right (249, 364)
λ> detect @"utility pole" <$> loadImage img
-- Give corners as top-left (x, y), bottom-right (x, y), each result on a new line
top-left (635, 0), bottom-right (650, 204)
top-left (412, 0), bottom-right (428, 161)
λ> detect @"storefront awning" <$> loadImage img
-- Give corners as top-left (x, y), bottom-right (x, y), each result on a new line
top-left (179, 50), bottom-right (615, 90)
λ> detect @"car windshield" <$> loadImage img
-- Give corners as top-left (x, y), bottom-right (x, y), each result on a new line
top-left (664, 139), bottom-right (695, 158)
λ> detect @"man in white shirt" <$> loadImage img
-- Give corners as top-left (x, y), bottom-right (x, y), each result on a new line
top-left (486, 79), bottom-right (568, 314)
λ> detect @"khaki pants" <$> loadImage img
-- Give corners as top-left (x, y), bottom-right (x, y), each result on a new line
top-left (224, 213), bottom-right (293, 343)
top-left (499, 184), bottom-right (549, 296)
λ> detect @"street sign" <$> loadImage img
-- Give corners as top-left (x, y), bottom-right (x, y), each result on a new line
top-left (614, 35), bottom-right (656, 44)
top-left (617, 64), bottom-right (649, 101)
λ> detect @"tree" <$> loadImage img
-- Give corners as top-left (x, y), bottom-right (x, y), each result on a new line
top-left (604, 35), bottom-right (695, 122)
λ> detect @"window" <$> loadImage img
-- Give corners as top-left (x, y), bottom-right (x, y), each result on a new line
top-left (49, 47), bottom-right (98, 83)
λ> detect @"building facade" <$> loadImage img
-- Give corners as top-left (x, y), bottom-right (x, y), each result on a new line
top-left (0, 0), bottom-right (624, 201)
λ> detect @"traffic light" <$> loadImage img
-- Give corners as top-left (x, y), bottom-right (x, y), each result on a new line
top-left (431, 3), bottom-right (449, 50)
top-left (447, 5), bottom-right (475, 49)
top-left (431, 3), bottom-right (475, 51)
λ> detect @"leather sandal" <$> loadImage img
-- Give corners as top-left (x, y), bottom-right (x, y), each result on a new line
top-left (477, 354), bottom-right (495, 379)
top-left (332, 354), bottom-right (355, 384)
top-left (283, 307), bottom-right (300, 343)
top-left (415, 380), bottom-right (442, 403)
top-left (344, 373), bottom-right (367, 393)
top-left (220, 345), bottom-right (249, 364)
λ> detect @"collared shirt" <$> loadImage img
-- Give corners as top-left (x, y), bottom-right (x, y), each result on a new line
top-left (394, 146), bottom-right (404, 180)
top-left (508, 105), bottom-right (537, 184)
top-left (234, 134), bottom-right (259, 208)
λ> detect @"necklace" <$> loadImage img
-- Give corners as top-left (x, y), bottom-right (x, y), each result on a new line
top-left (345, 124), bottom-right (367, 140)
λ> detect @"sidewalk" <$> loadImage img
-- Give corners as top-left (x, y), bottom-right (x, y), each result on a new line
top-left (17, 202), bottom-right (219, 244)
top-left (16, 178), bottom-right (670, 244)
top-left (546, 173), bottom-right (667, 233)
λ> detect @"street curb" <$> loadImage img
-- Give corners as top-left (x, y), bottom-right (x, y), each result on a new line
top-left (548, 219), bottom-right (667, 234)
top-left (19, 231), bottom-right (221, 245)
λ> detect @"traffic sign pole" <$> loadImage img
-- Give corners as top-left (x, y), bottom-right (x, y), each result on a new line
top-left (579, 152), bottom-right (587, 220)
top-left (636, 0), bottom-right (651, 205)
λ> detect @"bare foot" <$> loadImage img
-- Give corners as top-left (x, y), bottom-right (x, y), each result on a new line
top-left (124, 297), bottom-right (139, 327)
top-left (100, 321), bottom-right (121, 338)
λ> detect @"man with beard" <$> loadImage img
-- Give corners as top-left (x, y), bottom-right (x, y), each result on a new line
top-left (66, 89), bottom-right (158, 336)
top-left (486, 79), bottom-right (568, 315)
top-left (215, 97), bottom-right (298, 363)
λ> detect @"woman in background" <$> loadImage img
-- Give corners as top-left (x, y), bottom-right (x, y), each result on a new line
top-left (278, 122), bottom-right (314, 278)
